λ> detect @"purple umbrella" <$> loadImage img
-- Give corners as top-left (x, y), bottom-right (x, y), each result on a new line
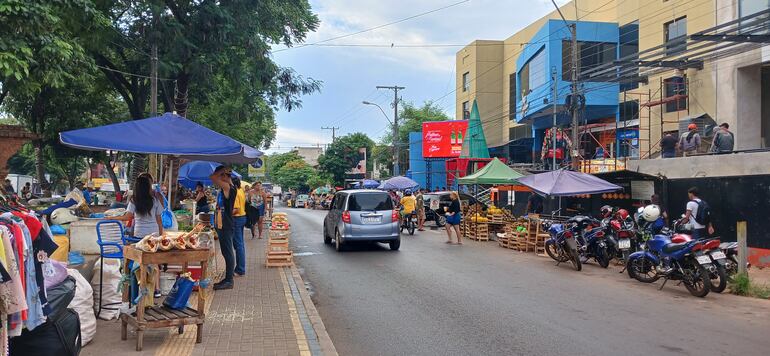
top-left (380, 176), bottom-right (419, 191)
top-left (517, 169), bottom-right (621, 197)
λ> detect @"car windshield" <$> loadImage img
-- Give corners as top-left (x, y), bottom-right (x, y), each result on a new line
top-left (423, 194), bottom-right (441, 201)
top-left (348, 193), bottom-right (393, 211)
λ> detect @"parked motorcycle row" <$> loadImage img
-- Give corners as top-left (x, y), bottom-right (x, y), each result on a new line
top-left (543, 205), bottom-right (740, 298)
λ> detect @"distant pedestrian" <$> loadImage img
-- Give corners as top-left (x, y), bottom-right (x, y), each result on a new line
top-left (660, 132), bottom-right (677, 158)
top-left (3, 179), bottom-right (14, 195)
top-left (415, 189), bottom-right (426, 231)
top-left (710, 123), bottom-right (734, 154)
top-left (678, 123), bottom-right (701, 156)
top-left (682, 187), bottom-right (714, 239)
top-left (444, 191), bottom-right (463, 245)
top-left (526, 193), bottom-right (544, 214)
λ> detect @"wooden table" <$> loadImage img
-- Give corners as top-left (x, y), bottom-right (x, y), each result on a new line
top-left (120, 246), bottom-right (214, 351)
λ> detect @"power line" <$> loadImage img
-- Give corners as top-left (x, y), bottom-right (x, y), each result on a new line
top-left (321, 126), bottom-right (340, 141)
top-left (272, 0), bottom-right (471, 53)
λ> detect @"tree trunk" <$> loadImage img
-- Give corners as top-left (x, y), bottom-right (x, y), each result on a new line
top-left (33, 140), bottom-right (49, 197)
top-left (174, 73), bottom-right (189, 117)
top-left (103, 157), bottom-right (121, 196)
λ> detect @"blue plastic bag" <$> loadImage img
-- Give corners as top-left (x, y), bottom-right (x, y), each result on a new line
top-left (163, 277), bottom-right (195, 310)
top-left (50, 225), bottom-right (67, 235)
top-left (161, 196), bottom-right (173, 229)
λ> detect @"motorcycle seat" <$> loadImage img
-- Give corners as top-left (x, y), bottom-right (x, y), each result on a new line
top-left (568, 215), bottom-right (590, 223)
top-left (663, 242), bottom-right (688, 253)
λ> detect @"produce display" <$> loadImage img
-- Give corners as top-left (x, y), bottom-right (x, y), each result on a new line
top-left (135, 223), bottom-right (208, 252)
top-left (469, 213), bottom-right (489, 223)
top-left (271, 212), bottom-right (290, 230)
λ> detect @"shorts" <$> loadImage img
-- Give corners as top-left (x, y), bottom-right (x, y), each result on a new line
top-left (418, 209), bottom-right (426, 219)
top-left (400, 210), bottom-right (415, 217)
top-left (446, 213), bottom-right (461, 225)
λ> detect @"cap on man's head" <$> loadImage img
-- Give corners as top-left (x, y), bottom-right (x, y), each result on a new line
top-left (719, 123), bottom-right (729, 129)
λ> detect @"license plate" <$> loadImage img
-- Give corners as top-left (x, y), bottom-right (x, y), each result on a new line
top-left (618, 239), bottom-right (631, 249)
top-left (696, 255), bottom-right (712, 265)
top-left (710, 251), bottom-right (726, 260)
top-left (362, 217), bottom-right (381, 224)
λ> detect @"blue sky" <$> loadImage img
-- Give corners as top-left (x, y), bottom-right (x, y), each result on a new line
top-left (267, 0), bottom-right (564, 153)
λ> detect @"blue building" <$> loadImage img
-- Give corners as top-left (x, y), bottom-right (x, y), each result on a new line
top-left (408, 132), bottom-right (447, 191)
top-left (514, 20), bottom-right (621, 157)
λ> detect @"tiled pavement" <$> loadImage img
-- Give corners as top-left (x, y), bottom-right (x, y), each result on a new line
top-left (83, 232), bottom-right (337, 356)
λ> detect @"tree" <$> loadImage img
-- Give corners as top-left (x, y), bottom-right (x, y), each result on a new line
top-left (375, 101), bottom-right (450, 175)
top-left (318, 133), bottom-right (375, 186)
top-left (273, 159), bottom-right (315, 191)
top-left (266, 151), bottom-right (305, 180)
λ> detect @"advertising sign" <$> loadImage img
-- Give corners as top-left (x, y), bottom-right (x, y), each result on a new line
top-left (422, 120), bottom-right (469, 158)
top-left (248, 158), bottom-right (266, 178)
top-left (346, 148), bottom-right (367, 175)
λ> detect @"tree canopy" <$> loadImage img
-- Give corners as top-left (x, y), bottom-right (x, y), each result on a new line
top-left (318, 133), bottom-right (374, 186)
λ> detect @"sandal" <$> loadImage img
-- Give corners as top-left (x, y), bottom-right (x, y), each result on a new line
top-left (445, 240), bottom-right (453, 244)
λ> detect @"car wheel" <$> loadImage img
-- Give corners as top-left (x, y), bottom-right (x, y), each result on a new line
top-left (323, 223), bottom-right (332, 244)
top-left (389, 238), bottom-right (401, 251)
top-left (335, 231), bottom-right (344, 252)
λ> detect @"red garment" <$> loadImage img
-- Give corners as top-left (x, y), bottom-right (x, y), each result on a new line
top-left (8, 223), bottom-right (27, 322)
top-left (12, 212), bottom-right (42, 241)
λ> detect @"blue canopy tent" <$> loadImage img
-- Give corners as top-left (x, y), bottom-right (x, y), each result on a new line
top-left (59, 112), bottom-right (262, 164)
top-left (178, 161), bottom-right (242, 189)
top-left (352, 179), bottom-right (380, 189)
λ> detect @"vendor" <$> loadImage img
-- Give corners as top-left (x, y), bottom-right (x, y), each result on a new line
top-left (194, 182), bottom-right (210, 214)
top-left (111, 173), bottom-right (164, 239)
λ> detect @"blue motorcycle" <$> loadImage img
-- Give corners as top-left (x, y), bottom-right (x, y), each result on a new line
top-left (626, 232), bottom-right (713, 297)
top-left (574, 217), bottom-right (611, 268)
top-left (544, 222), bottom-right (582, 271)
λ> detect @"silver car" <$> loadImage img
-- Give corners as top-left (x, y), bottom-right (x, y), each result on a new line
top-left (323, 189), bottom-right (400, 251)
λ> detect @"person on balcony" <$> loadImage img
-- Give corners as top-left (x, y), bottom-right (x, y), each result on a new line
top-left (660, 132), bottom-right (677, 158)
top-left (677, 123), bottom-right (701, 156)
top-left (710, 123), bottom-right (734, 154)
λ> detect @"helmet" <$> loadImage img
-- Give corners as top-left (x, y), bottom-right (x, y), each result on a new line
top-left (600, 205), bottom-right (613, 218)
top-left (688, 123), bottom-right (697, 130)
top-left (616, 209), bottom-right (630, 220)
top-left (51, 208), bottom-right (79, 225)
top-left (404, 189), bottom-right (412, 195)
top-left (641, 204), bottom-right (661, 222)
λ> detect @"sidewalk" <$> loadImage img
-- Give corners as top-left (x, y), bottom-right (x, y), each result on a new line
top-left (82, 234), bottom-right (337, 356)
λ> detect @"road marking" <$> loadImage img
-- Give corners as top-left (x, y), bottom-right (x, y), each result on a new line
top-left (280, 267), bottom-right (314, 356)
top-left (295, 252), bottom-right (322, 256)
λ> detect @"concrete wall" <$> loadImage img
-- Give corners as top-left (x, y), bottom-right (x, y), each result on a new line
top-left (627, 150), bottom-right (770, 179)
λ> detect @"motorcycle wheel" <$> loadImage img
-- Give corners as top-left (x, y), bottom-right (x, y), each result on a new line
top-left (627, 256), bottom-right (660, 283)
top-left (709, 263), bottom-right (728, 293)
top-left (407, 219), bottom-right (416, 235)
top-left (596, 247), bottom-right (610, 268)
top-left (684, 263), bottom-right (711, 298)
top-left (569, 246), bottom-right (582, 271)
top-left (621, 250), bottom-right (630, 264)
top-left (545, 240), bottom-right (567, 262)
top-left (727, 256), bottom-right (739, 277)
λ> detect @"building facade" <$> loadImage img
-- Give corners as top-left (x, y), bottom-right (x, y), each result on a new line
top-left (456, 0), bottom-right (770, 164)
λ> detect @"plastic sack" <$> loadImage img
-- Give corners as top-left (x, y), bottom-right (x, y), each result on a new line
top-left (50, 224), bottom-right (67, 235)
top-left (67, 269), bottom-right (96, 346)
top-left (163, 276), bottom-right (195, 310)
top-left (90, 258), bottom-right (122, 320)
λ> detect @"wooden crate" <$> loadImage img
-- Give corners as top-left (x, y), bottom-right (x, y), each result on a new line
top-left (467, 223), bottom-right (489, 241)
top-left (266, 251), bottom-right (294, 267)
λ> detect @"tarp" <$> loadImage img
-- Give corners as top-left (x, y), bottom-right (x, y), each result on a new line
top-left (460, 100), bottom-right (490, 159)
top-left (380, 176), bottom-right (419, 191)
top-left (517, 169), bottom-right (622, 196)
top-left (457, 158), bottom-right (524, 185)
top-left (59, 112), bottom-right (262, 163)
top-left (178, 161), bottom-right (242, 189)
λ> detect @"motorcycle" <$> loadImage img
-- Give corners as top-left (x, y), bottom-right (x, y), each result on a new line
top-left (603, 214), bottom-right (638, 264)
top-left (626, 232), bottom-right (713, 297)
top-left (544, 221), bottom-right (582, 271)
top-left (570, 216), bottom-right (611, 268)
top-left (719, 241), bottom-right (743, 277)
top-left (669, 220), bottom-right (729, 293)
top-left (400, 211), bottom-right (417, 235)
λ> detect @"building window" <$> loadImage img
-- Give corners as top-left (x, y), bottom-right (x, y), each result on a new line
top-left (508, 73), bottom-right (516, 120)
top-left (562, 41), bottom-right (617, 81)
top-left (619, 21), bottom-right (640, 91)
top-left (664, 17), bottom-right (687, 55)
top-left (462, 101), bottom-right (470, 120)
top-left (664, 76), bottom-right (687, 112)
top-left (740, 0), bottom-right (770, 32)
top-left (509, 124), bottom-right (533, 141)
top-left (520, 49), bottom-right (546, 97)
top-left (619, 100), bottom-right (639, 122)
top-left (462, 72), bottom-right (470, 92)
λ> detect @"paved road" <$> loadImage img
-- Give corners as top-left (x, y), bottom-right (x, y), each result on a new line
top-left (283, 206), bottom-right (770, 356)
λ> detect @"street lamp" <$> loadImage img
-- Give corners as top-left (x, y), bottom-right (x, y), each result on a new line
top-left (363, 101), bottom-right (399, 176)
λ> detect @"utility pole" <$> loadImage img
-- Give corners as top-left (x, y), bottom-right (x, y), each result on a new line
top-left (550, 0), bottom-right (580, 170)
top-left (377, 85), bottom-right (405, 176)
top-left (551, 66), bottom-right (558, 171)
top-left (321, 126), bottom-right (339, 142)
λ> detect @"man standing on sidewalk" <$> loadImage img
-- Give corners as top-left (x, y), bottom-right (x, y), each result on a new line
top-left (210, 165), bottom-right (236, 290)
top-left (683, 187), bottom-right (714, 240)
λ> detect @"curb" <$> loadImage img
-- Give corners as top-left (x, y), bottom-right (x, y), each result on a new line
top-left (289, 265), bottom-right (339, 356)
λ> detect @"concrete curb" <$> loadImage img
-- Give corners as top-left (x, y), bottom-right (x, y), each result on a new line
top-left (289, 265), bottom-right (339, 356)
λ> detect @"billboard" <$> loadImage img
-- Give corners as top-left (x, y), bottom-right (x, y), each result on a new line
top-left (422, 120), bottom-right (469, 158)
top-left (346, 148), bottom-right (367, 175)
top-left (247, 158), bottom-right (266, 178)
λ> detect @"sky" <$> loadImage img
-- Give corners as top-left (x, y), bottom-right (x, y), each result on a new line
top-left (267, 0), bottom-right (567, 153)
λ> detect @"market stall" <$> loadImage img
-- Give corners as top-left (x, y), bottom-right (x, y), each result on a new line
top-left (457, 158), bottom-right (524, 241)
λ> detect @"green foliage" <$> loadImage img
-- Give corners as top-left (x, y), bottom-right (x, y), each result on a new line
top-left (273, 159), bottom-right (315, 191)
top-left (267, 151), bottom-right (305, 178)
top-left (306, 173), bottom-right (331, 189)
top-left (318, 133), bottom-right (375, 186)
top-left (730, 272), bottom-right (770, 299)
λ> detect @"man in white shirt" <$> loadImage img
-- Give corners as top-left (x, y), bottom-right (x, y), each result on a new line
top-left (683, 187), bottom-right (714, 239)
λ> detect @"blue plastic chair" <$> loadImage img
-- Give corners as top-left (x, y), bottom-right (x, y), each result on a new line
top-left (96, 220), bottom-right (126, 318)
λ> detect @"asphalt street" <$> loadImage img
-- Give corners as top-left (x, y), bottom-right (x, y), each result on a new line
top-left (282, 206), bottom-right (770, 356)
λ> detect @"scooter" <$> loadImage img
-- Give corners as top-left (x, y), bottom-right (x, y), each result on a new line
top-left (544, 221), bottom-right (582, 271)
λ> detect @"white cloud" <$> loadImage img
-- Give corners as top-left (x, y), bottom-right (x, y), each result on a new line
top-left (264, 126), bottom-right (331, 154)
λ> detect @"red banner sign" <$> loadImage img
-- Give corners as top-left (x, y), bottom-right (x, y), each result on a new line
top-left (422, 120), bottom-right (469, 158)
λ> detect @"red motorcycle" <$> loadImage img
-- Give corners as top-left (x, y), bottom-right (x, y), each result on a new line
top-left (599, 206), bottom-right (638, 264)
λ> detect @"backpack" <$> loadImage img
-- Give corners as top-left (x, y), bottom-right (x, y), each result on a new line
top-left (691, 199), bottom-right (712, 226)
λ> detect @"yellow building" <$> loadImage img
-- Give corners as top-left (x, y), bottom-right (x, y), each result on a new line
top-left (457, 0), bottom-right (770, 164)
